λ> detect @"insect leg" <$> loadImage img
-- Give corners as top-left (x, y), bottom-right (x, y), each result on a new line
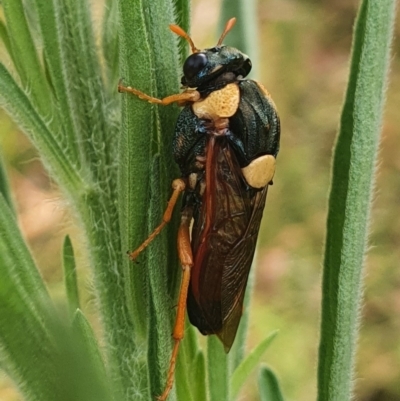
top-left (127, 178), bottom-right (186, 261)
top-left (118, 80), bottom-right (200, 105)
top-left (158, 207), bottom-right (193, 401)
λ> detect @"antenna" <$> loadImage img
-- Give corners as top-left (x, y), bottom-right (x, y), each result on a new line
top-left (169, 24), bottom-right (199, 53)
top-left (216, 17), bottom-right (236, 46)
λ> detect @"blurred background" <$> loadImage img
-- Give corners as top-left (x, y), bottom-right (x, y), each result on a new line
top-left (0, 0), bottom-right (399, 400)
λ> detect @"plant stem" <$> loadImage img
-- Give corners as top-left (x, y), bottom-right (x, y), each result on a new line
top-left (317, 1), bottom-right (396, 400)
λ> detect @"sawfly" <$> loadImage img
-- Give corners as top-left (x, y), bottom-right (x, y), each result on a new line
top-left (118, 17), bottom-right (280, 400)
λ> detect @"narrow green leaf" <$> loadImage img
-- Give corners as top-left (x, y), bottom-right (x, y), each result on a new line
top-left (118, 0), bottom-right (181, 347)
top-left (0, 194), bottom-right (59, 401)
top-left (71, 309), bottom-right (107, 382)
top-left (175, 321), bottom-right (204, 401)
top-left (1, 286), bottom-right (111, 401)
top-left (318, 1), bottom-right (396, 400)
top-left (0, 194), bottom-right (53, 316)
top-left (258, 366), bottom-right (285, 401)
top-left (147, 156), bottom-right (177, 401)
top-left (48, 316), bottom-right (112, 401)
top-left (2, 0), bottom-right (52, 116)
top-left (57, 0), bottom-right (112, 180)
top-left (118, 0), bottom-right (153, 336)
top-left (0, 63), bottom-right (84, 193)
top-left (31, 0), bottom-right (82, 167)
top-left (75, 191), bottom-right (133, 401)
top-left (175, 362), bottom-right (195, 401)
top-left (207, 336), bottom-right (229, 401)
top-left (0, 149), bottom-right (14, 213)
top-left (147, 296), bottom-right (172, 401)
top-left (230, 330), bottom-right (278, 400)
top-left (192, 350), bottom-right (207, 401)
top-left (183, 316), bottom-right (201, 363)
top-left (0, 291), bottom-right (58, 401)
top-left (62, 235), bottom-right (80, 317)
top-left (0, 19), bottom-right (13, 62)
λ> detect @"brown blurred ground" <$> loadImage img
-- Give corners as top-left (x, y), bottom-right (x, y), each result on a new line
top-left (0, 0), bottom-right (399, 400)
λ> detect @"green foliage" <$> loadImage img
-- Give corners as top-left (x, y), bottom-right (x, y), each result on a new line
top-left (258, 366), bottom-right (285, 401)
top-left (0, 195), bottom-right (110, 401)
top-left (317, 1), bottom-right (396, 400)
top-left (0, 149), bottom-right (13, 212)
top-left (230, 331), bottom-right (278, 400)
top-left (207, 336), bottom-right (229, 401)
top-left (0, 0), bottom-right (270, 399)
top-left (62, 235), bottom-right (80, 318)
top-left (0, 0), bottom-right (396, 400)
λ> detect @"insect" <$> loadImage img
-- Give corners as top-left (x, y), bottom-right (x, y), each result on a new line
top-left (118, 17), bottom-right (280, 400)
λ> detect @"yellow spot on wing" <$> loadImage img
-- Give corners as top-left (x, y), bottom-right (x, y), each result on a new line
top-left (241, 155), bottom-right (276, 189)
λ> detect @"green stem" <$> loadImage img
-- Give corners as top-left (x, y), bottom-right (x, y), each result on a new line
top-left (317, 1), bottom-right (396, 400)
top-left (117, 0), bottom-right (185, 398)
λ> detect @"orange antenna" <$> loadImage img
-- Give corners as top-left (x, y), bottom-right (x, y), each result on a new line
top-left (169, 24), bottom-right (199, 53)
top-left (216, 17), bottom-right (237, 46)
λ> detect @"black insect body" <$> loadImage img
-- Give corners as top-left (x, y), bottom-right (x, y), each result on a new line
top-left (175, 77), bottom-right (280, 349)
top-left (119, 18), bottom-right (280, 401)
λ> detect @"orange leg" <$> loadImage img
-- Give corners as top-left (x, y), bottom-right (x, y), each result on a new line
top-left (157, 207), bottom-right (194, 401)
top-left (118, 80), bottom-right (200, 106)
top-left (127, 179), bottom-right (186, 261)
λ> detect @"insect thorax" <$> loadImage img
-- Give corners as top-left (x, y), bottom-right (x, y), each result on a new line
top-left (192, 83), bottom-right (240, 122)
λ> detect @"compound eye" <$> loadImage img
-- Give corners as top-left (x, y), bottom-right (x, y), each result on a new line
top-left (240, 58), bottom-right (252, 77)
top-left (183, 53), bottom-right (207, 80)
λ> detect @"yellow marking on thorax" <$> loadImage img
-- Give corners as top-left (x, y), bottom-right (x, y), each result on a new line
top-left (241, 155), bottom-right (276, 189)
top-left (192, 83), bottom-right (240, 120)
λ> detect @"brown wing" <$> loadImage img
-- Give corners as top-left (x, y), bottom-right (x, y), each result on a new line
top-left (187, 135), bottom-right (268, 351)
